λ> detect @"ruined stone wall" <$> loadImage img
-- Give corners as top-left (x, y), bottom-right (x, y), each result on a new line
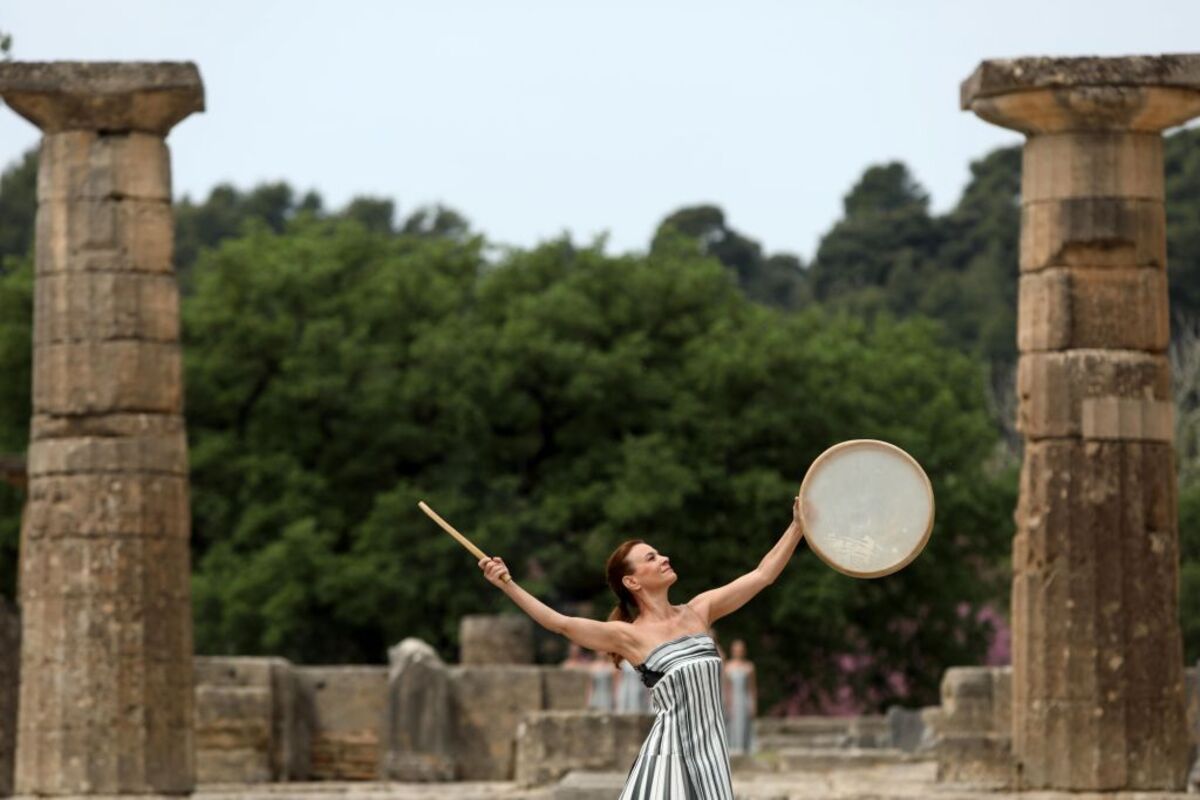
top-left (515, 711), bottom-right (653, 787)
top-left (298, 666), bottom-right (389, 781)
top-left (194, 657), bottom-right (310, 783)
top-left (191, 651), bottom-right (591, 784)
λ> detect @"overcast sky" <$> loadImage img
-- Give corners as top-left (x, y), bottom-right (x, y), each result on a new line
top-left (2, 1), bottom-right (1198, 259)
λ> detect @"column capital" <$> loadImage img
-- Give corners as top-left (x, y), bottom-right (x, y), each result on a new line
top-left (961, 54), bottom-right (1200, 134)
top-left (0, 61), bottom-right (204, 135)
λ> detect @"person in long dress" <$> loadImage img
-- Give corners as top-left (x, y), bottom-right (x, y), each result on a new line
top-left (587, 652), bottom-right (617, 711)
top-left (616, 658), bottom-right (651, 713)
top-left (722, 639), bottom-right (756, 755)
top-left (562, 643), bottom-right (614, 710)
top-left (476, 494), bottom-right (808, 799)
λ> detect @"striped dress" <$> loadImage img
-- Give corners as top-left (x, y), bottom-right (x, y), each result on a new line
top-left (619, 633), bottom-right (734, 799)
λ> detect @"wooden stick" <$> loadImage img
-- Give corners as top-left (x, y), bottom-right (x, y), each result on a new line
top-left (417, 501), bottom-right (512, 583)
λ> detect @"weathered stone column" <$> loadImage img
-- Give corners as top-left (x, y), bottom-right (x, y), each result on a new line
top-left (0, 63), bottom-right (203, 796)
top-left (962, 55), bottom-right (1200, 790)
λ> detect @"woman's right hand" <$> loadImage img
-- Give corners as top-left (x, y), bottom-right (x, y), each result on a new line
top-left (479, 556), bottom-right (511, 588)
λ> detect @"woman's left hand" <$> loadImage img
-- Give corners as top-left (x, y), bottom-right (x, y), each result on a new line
top-left (793, 494), bottom-right (807, 533)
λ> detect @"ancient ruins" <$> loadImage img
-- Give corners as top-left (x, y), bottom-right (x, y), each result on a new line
top-left (1, 52), bottom-right (1200, 800)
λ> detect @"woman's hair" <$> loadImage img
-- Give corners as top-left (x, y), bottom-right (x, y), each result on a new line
top-left (605, 539), bottom-right (644, 666)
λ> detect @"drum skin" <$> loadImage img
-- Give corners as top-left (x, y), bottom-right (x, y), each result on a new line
top-left (798, 439), bottom-right (934, 578)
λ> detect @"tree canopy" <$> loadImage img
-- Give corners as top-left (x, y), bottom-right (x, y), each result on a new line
top-left (180, 218), bottom-right (1010, 709)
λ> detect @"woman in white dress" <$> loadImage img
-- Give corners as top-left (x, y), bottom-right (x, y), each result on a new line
top-left (722, 639), bottom-right (756, 754)
top-left (616, 658), bottom-right (651, 713)
top-left (587, 653), bottom-right (617, 711)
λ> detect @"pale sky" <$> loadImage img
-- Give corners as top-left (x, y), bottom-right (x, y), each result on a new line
top-left (1, 1), bottom-right (1198, 260)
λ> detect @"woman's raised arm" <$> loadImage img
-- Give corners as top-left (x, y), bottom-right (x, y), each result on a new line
top-left (687, 495), bottom-right (806, 626)
top-left (479, 556), bottom-right (636, 657)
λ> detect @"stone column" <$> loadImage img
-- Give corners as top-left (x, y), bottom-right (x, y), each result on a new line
top-left (962, 55), bottom-right (1200, 790)
top-left (0, 63), bottom-right (203, 795)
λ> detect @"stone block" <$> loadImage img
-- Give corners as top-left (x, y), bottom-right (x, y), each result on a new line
top-left (0, 62), bottom-right (205, 135)
top-left (193, 657), bottom-right (308, 783)
top-left (1017, 698), bottom-right (1186, 790)
top-left (16, 722), bottom-right (193, 795)
top-left (940, 667), bottom-right (997, 735)
top-left (459, 614), bottom-right (534, 665)
top-left (32, 340), bottom-right (182, 415)
top-left (297, 666), bottom-right (387, 781)
top-left (21, 473), bottom-right (190, 542)
top-left (1020, 197), bottom-right (1165, 271)
top-left (0, 598), bottom-right (18, 798)
top-left (195, 749), bottom-right (270, 785)
top-left (541, 667), bottom-right (590, 711)
top-left (1022, 132), bottom-right (1163, 202)
top-left (26, 432), bottom-right (188, 477)
top-left (194, 685), bottom-right (271, 741)
top-left (991, 668), bottom-right (1011, 736)
top-left (35, 272), bottom-right (180, 344)
top-left (35, 197), bottom-right (174, 275)
top-left (845, 714), bottom-right (889, 747)
top-left (382, 638), bottom-right (455, 781)
top-left (450, 665), bottom-right (543, 780)
top-left (1016, 350), bottom-right (1169, 440)
top-left (936, 733), bottom-right (1013, 787)
top-left (754, 716), bottom-right (860, 749)
top-left (17, 597), bottom-right (193, 730)
top-left (19, 537), bottom-right (191, 605)
top-left (514, 711), bottom-right (653, 787)
top-left (1013, 438), bottom-right (1187, 790)
top-left (1018, 268), bottom-right (1168, 352)
top-left (1015, 441), bottom-right (1178, 701)
top-left (39, 131), bottom-right (171, 202)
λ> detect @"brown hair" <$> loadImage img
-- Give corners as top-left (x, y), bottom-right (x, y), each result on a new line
top-left (605, 539), bottom-right (644, 666)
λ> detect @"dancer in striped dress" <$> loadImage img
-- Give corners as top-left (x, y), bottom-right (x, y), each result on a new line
top-left (620, 633), bottom-right (731, 797)
top-left (477, 494), bottom-right (807, 799)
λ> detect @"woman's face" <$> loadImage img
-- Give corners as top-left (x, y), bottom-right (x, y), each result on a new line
top-left (731, 640), bottom-right (747, 660)
top-left (624, 542), bottom-right (677, 592)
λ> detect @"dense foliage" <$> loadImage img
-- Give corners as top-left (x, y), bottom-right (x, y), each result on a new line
top-left (1, 125), bottom-right (1199, 707)
top-left (179, 220), bottom-right (1009, 709)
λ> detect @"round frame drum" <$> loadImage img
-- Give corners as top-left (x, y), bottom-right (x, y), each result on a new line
top-left (798, 439), bottom-right (934, 578)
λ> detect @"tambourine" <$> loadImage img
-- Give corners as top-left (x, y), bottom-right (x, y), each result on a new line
top-left (798, 439), bottom-right (934, 578)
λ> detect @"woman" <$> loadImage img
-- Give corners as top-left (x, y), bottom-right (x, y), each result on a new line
top-left (587, 649), bottom-right (618, 711)
top-left (615, 657), bottom-right (651, 713)
top-left (477, 494), bottom-right (806, 799)
top-left (722, 639), bottom-right (756, 755)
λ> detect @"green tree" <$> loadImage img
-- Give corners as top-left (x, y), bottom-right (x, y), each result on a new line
top-left (651, 205), bottom-right (809, 309)
top-left (0, 256), bottom-right (31, 599)
top-left (0, 148), bottom-right (35, 601)
top-left (1166, 127), bottom-right (1200, 322)
top-left (808, 162), bottom-right (943, 301)
top-left (183, 219), bottom-right (1011, 709)
top-left (0, 149), bottom-right (36, 269)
